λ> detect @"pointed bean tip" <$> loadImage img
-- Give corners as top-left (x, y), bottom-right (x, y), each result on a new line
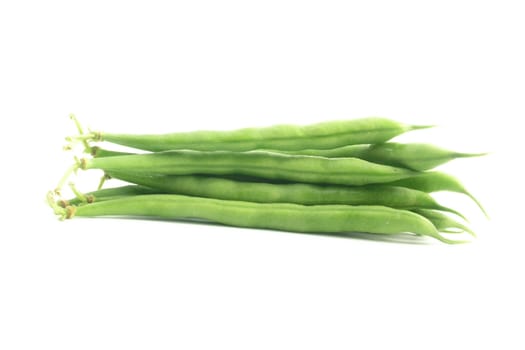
top-left (466, 192), bottom-right (489, 219)
top-left (410, 124), bottom-right (436, 131)
top-left (439, 236), bottom-right (472, 245)
top-left (456, 152), bottom-right (489, 158)
top-left (466, 229), bottom-right (477, 238)
top-left (431, 231), bottom-right (472, 244)
top-left (444, 228), bottom-right (477, 238)
top-left (449, 239), bottom-right (471, 245)
top-left (438, 205), bottom-right (469, 223)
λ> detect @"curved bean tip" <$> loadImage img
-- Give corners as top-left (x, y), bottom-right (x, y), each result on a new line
top-left (442, 228), bottom-right (477, 238)
top-left (438, 205), bottom-right (469, 222)
top-left (410, 124), bottom-right (436, 131)
top-left (432, 231), bottom-right (472, 244)
top-left (455, 152), bottom-right (489, 159)
top-left (466, 191), bottom-right (489, 219)
top-left (463, 229), bottom-right (477, 238)
top-left (441, 228), bottom-right (463, 234)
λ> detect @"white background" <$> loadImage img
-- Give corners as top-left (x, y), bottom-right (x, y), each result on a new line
top-left (1, 1), bottom-right (524, 349)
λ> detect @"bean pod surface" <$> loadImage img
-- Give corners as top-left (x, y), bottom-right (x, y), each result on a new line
top-left (66, 194), bottom-right (461, 243)
top-left (83, 150), bottom-right (417, 186)
top-left (95, 117), bottom-right (428, 152)
top-left (107, 172), bottom-right (463, 217)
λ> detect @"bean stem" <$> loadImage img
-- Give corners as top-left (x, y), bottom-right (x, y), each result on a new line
top-left (68, 182), bottom-right (88, 203)
top-left (54, 160), bottom-right (80, 195)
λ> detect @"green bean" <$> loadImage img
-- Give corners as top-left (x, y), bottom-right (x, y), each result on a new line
top-left (414, 209), bottom-right (476, 237)
top-left (274, 143), bottom-right (486, 171)
top-left (388, 171), bottom-right (487, 217)
top-left (58, 194), bottom-right (465, 244)
top-left (92, 143), bottom-right (483, 172)
top-left (76, 117), bottom-right (431, 152)
top-left (108, 171), bottom-right (464, 218)
top-left (81, 150), bottom-right (417, 186)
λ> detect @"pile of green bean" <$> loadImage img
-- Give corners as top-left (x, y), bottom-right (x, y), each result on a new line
top-left (48, 115), bottom-right (486, 244)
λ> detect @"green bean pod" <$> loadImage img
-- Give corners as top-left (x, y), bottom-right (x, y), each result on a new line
top-left (388, 172), bottom-right (487, 217)
top-left (63, 194), bottom-right (464, 244)
top-left (108, 171), bottom-right (464, 218)
top-left (82, 150), bottom-right (417, 186)
top-left (92, 117), bottom-right (430, 152)
top-left (413, 209), bottom-right (476, 237)
top-left (275, 143), bottom-right (486, 171)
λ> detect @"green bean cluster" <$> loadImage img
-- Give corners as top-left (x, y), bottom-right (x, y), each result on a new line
top-left (49, 115), bottom-right (486, 244)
